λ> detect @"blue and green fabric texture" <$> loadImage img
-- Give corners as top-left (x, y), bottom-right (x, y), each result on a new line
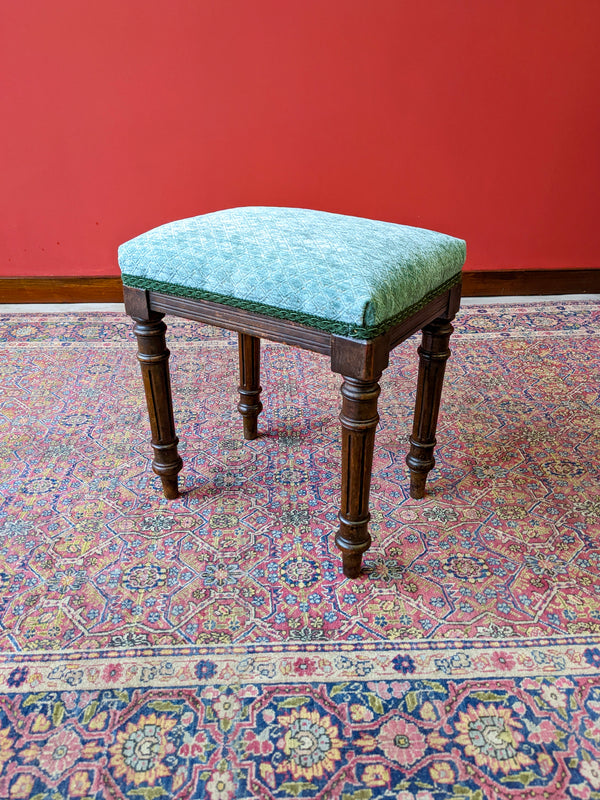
top-left (119, 207), bottom-right (466, 340)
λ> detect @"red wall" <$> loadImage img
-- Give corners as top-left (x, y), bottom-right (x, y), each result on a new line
top-left (2, 0), bottom-right (600, 277)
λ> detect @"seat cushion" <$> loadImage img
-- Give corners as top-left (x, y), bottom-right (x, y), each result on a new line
top-left (119, 207), bottom-right (466, 340)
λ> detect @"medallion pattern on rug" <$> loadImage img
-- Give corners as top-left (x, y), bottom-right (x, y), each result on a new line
top-left (1, 673), bottom-right (600, 799)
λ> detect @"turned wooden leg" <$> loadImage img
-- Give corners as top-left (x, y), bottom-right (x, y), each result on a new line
top-left (335, 375), bottom-right (381, 578)
top-left (237, 333), bottom-right (263, 440)
top-left (406, 318), bottom-right (454, 499)
top-left (132, 313), bottom-right (183, 499)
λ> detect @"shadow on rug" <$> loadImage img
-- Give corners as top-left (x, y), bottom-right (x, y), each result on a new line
top-left (0, 300), bottom-right (599, 798)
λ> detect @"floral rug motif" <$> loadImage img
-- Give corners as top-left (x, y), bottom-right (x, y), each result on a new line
top-left (0, 300), bottom-right (599, 798)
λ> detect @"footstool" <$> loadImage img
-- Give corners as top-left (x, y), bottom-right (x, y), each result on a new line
top-left (119, 207), bottom-right (465, 577)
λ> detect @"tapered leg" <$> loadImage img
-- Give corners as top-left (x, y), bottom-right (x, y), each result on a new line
top-left (335, 375), bottom-right (381, 578)
top-left (133, 313), bottom-right (183, 499)
top-left (237, 333), bottom-right (263, 440)
top-left (406, 318), bottom-right (454, 499)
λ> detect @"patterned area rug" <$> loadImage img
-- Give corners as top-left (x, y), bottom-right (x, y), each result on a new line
top-left (0, 301), bottom-right (599, 799)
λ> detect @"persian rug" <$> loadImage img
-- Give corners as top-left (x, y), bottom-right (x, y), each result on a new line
top-left (0, 300), bottom-right (599, 799)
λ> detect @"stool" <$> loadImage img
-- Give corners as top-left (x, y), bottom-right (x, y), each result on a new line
top-left (119, 207), bottom-right (465, 578)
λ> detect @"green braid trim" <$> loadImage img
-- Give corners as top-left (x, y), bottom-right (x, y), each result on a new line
top-left (121, 271), bottom-right (462, 340)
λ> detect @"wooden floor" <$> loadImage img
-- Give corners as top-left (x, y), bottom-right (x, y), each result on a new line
top-left (1, 295), bottom-right (599, 314)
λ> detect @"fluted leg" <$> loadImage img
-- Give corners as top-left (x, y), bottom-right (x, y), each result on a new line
top-left (335, 375), bottom-right (381, 578)
top-left (133, 313), bottom-right (183, 499)
top-left (237, 333), bottom-right (263, 440)
top-left (406, 318), bottom-right (454, 499)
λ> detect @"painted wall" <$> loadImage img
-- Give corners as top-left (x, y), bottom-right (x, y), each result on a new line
top-left (2, 0), bottom-right (599, 277)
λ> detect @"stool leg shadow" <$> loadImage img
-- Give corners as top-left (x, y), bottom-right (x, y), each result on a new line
top-left (406, 318), bottom-right (454, 499)
top-left (237, 333), bottom-right (263, 440)
top-left (133, 312), bottom-right (183, 499)
top-left (335, 375), bottom-right (381, 578)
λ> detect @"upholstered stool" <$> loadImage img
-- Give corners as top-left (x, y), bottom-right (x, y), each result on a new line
top-left (119, 207), bottom-right (465, 578)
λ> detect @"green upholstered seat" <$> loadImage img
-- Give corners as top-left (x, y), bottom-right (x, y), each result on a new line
top-left (119, 207), bottom-right (466, 340)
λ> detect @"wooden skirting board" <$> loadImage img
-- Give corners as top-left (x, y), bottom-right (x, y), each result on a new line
top-left (0, 270), bottom-right (599, 304)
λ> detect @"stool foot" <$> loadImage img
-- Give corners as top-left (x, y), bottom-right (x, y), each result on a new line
top-left (406, 318), bottom-right (454, 499)
top-left (335, 375), bottom-right (381, 577)
top-left (132, 313), bottom-right (183, 500)
top-left (409, 471), bottom-right (427, 500)
top-left (160, 476), bottom-right (180, 500)
top-left (238, 333), bottom-right (263, 440)
top-left (340, 550), bottom-right (364, 579)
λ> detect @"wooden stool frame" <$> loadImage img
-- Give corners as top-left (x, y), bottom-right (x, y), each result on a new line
top-left (124, 280), bottom-right (461, 578)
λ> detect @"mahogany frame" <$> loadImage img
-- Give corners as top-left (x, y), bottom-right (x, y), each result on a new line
top-left (123, 281), bottom-right (462, 578)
